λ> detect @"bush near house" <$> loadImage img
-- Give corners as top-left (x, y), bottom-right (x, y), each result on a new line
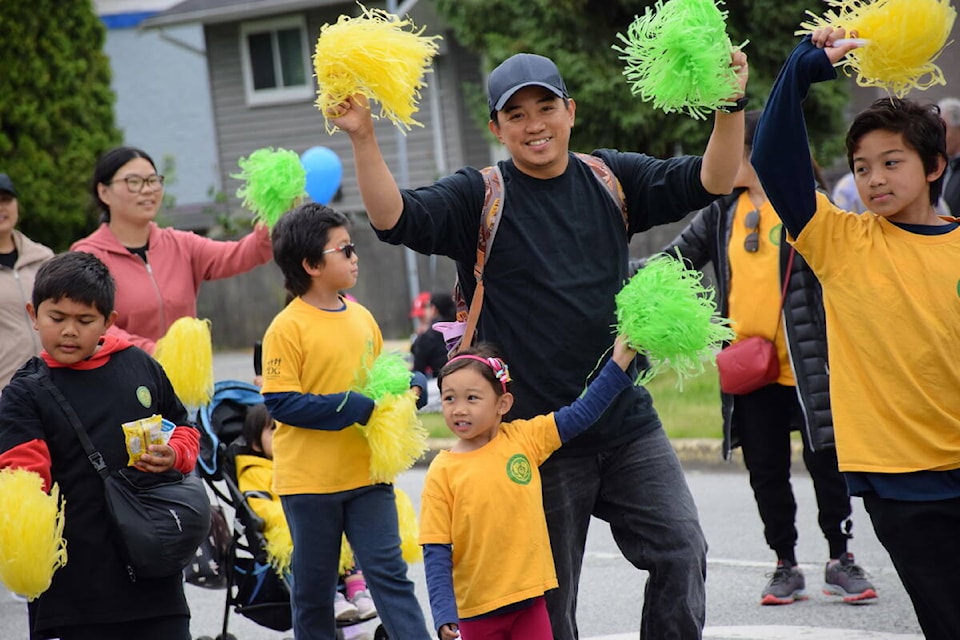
top-left (0, 1), bottom-right (120, 251)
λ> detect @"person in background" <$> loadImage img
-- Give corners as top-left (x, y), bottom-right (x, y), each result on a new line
top-left (830, 171), bottom-right (868, 214)
top-left (70, 146), bottom-right (273, 354)
top-left (411, 291), bottom-right (456, 378)
top-left (937, 96), bottom-right (960, 214)
top-left (655, 110), bottom-right (876, 606)
top-left (0, 173), bottom-right (53, 392)
top-left (409, 291), bottom-right (432, 339)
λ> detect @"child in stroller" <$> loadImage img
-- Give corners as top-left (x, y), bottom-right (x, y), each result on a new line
top-left (236, 403), bottom-right (380, 639)
top-left (193, 379), bottom-right (386, 640)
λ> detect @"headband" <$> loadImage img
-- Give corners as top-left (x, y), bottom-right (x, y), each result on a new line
top-left (447, 354), bottom-right (512, 393)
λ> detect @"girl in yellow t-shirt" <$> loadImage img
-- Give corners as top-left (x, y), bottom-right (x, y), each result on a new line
top-left (420, 337), bottom-right (635, 640)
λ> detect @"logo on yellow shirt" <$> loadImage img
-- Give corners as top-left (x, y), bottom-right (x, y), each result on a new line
top-left (506, 454), bottom-right (532, 485)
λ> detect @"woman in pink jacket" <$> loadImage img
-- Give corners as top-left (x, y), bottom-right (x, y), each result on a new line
top-left (71, 147), bottom-right (273, 354)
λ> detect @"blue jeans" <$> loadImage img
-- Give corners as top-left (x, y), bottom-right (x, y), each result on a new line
top-left (282, 485), bottom-right (430, 640)
top-left (541, 428), bottom-right (707, 640)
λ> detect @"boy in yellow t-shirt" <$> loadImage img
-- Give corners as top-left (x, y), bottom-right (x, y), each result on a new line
top-left (260, 203), bottom-right (430, 640)
top-left (420, 337), bottom-right (635, 640)
top-left (753, 27), bottom-right (960, 639)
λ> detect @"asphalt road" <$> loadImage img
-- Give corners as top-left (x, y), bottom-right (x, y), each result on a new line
top-left (0, 350), bottom-right (926, 640)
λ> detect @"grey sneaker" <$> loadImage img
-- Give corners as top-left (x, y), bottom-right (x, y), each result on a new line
top-left (823, 552), bottom-right (878, 604)
top-left (761, 560), bottom-right (807, 605)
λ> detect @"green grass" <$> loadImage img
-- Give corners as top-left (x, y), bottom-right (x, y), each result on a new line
top-left (421, 364), bottom-right (723, 440)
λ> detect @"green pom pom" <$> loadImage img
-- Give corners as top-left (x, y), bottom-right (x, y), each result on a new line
top-left (357, 352), bottom-right (413, 400)
top-left (613, 0), bottom-right (746, 120)
top-left (616, 252), bottom-right (734, 385)
top-left (233, 148), bottom-right (306, 228)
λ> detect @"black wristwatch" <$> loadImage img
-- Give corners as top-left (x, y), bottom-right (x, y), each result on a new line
top-left (719, 96), bottom-right (749, 113)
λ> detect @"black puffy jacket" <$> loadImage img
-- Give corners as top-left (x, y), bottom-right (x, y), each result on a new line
top-left (651, 188), bottom-right (834, 459)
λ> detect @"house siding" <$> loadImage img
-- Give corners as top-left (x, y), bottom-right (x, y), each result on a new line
top-left (197, 4), bottom-right (488, 344)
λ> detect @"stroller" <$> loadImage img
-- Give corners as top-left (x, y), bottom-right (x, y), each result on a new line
top-left (192, 378), bottom-right (387, 640)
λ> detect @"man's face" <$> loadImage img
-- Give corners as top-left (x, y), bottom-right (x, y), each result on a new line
top-left (488, 86), bottom-right (576, 180)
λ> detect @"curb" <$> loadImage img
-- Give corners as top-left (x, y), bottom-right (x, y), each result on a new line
top-left (418, 438), bottom-right (806, 472)
top-left (416, 438), bottom-right (803, 471)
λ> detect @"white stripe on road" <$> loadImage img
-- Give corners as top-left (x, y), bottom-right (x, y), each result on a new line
top-left (585, 628), bottom-right (923, 640)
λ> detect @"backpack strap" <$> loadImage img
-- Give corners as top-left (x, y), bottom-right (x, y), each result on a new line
top-left (573, 152), bottom-right (628, 231)
top-left (451, 164), bottom-right (504, 353)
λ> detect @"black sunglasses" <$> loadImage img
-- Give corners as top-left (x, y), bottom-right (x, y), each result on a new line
top-left (743, 209), bottom-right (760, 253)
top-left (322, 243), bottom-right (357, 259)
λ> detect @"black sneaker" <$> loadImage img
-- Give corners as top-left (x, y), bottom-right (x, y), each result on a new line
top-left (823, 552), bottom-right (878, 604)
top-left (760, 560), bottom-right (807, 605)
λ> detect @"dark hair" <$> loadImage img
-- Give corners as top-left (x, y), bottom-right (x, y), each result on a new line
top-left (846, 97), bottom-right (947, 205)
top-left (430, 292), bottom-right (456, 322)
top-left (271, 202), bottom-right (350, 297)
top-left (91, 146), bottom-right (158, 222)
top-left (437, 343), bottom-right (510, 397)
top-left (242, 403), bottom-right (273, 456)
top-left (32, 252), bottom-right (115, 318)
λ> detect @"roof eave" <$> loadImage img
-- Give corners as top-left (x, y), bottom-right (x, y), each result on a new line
top-left (141, 0), bottom-right (342, 29)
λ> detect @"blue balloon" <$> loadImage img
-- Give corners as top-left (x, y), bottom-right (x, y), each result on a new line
top-left (300, 146), bottom-right (343, 205)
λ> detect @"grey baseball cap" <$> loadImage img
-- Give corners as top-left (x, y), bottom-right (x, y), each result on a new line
top-left (487, 53), bottom-right (569, 114)
top-left (0, 173), bottom-right (16, 197)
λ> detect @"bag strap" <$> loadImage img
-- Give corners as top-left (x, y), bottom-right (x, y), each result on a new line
top-left (29, 361), bottom-right (110, 479)
top-left (453, 155), bottom-right (626, 353)
top-left (452, 164), bottom-right (505, 353)
top-left (771, 247), bottom-right (797, 340)
top-left (573, 152), bottom-right (628, 231)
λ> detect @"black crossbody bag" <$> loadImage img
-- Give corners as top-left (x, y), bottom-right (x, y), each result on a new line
top-left (33, 363), bottom-right (210, 582)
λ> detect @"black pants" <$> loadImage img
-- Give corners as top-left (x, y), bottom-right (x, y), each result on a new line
top-left (863, 493), bottom-right (960, 640)
top-left (734, 383), bottom-right (852, 561)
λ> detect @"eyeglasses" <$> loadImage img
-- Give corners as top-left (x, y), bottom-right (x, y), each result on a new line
top-left (322, 243), bottom-right (357, 259)
top-left (111, 175), bottom-right (165, 193)
top-left (743, 209), bottom-right (760, 253)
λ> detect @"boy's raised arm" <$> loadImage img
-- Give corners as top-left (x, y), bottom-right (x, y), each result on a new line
top-left (752, 30), bottom-right (858, 237)
top-left (329, 96), bottom-right (405, 231)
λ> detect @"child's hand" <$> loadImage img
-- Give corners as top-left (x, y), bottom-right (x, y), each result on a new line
top-left (136, 443), bottom-right (177, 473)
top-left (811, 27), bottom-right (862, 65)
top-left (612, 334), bottom-right (638, 371)
top-left (439, 623), bottom-right (460, 640)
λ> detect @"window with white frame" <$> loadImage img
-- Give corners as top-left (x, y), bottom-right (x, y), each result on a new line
top-left (239, 16), bottom-right (313, 106)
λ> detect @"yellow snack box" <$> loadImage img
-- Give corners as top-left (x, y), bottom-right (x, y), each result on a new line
top-left (121, 414), bottom-right (164, 465)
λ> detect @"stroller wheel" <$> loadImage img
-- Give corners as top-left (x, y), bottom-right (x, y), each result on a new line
top-left (374, 625), bottom-right (389, 640)
top-left (215, 635), bottom-right (238, 640)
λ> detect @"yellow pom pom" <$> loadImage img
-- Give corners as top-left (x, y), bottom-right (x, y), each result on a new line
top-left (338, 535), bottom-right (356, 576)
top-left (798, 0), bottom-right (956, 97)
top-left (314, 5), bottom-right (441, 132)
top-left (395, 488), bottom-right (422, 564)
top-left (154, 317), bottom-right (214, 408)
top-left (0, 469), bottom-right (67, 600)
top-left (359, 392), bottom-right (429, 483)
